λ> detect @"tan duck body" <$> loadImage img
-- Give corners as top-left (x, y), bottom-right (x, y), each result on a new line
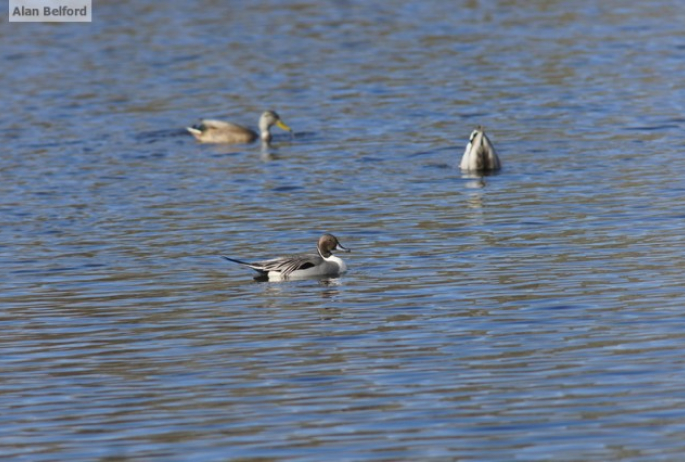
top-left (187, 110), bottom-right (291, 144)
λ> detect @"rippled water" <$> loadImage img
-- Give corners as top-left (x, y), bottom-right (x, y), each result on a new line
top-left (3, 0), bottom-right (685, 460)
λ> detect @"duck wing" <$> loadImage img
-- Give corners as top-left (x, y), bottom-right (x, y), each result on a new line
top-left (223, 254), bottom-right (321, 278)
top-left (197, 119), bottom-right (250, 133)
top-left (481, 136), bottom-right (501, 170)
top-left (254, 253), bottom-right (321, 277)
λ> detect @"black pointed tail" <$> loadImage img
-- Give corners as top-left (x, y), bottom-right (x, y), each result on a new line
top-left (221, 255), bottom-right (252, 266)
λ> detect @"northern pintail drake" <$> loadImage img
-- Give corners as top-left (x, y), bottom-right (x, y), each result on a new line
top-left (222, 233), bottom-right (350, 281)
top-left (460, 126), bottom-right (501, 171)
top-left (187, 110), bottom-right (292, 144)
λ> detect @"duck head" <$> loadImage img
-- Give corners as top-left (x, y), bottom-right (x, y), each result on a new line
top-left (259, 110), bottom-right (292, 142)
top-left (317, 233), bottom-right (350, 259)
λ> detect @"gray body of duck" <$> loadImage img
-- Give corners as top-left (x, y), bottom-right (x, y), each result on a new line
top-left (460, 126), bottom-right (501, 171)
top-left (187, 110), bottom-right (292, 144)
top-left (222, 233), bottom-right (350, 281)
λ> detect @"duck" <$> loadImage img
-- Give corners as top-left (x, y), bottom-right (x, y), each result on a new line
top-left (187, 110), bottom-right (292, 144)
top-left (222, 233), bottom-right (350, 281)
top-left (460, 126), bottom-right (501, 171)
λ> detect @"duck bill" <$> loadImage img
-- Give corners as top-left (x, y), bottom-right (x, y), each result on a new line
top-left (276, 120), bottom-right (292, 133)
top-left (335, 243), bottom-right (351, 253)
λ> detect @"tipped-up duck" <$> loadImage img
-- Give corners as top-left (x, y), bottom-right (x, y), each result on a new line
top-left (460, 126), bottom-right (501, 171)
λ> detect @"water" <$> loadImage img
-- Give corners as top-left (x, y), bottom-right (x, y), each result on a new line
top-left (3, 0), bottom-right (685, 460)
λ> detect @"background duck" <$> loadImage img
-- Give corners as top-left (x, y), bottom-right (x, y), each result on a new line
top-left (460, 126), bottom-right (501, 171)
top-left (187, 110), bottom-right (292, 144)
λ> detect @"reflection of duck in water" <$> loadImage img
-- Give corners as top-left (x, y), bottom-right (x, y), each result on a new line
top-left (187, 110), bottom-right (292, 144)
top-left (222, 233), bottom-right (350, 282)
top-left (460, 126), bottom-right (501, 171)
